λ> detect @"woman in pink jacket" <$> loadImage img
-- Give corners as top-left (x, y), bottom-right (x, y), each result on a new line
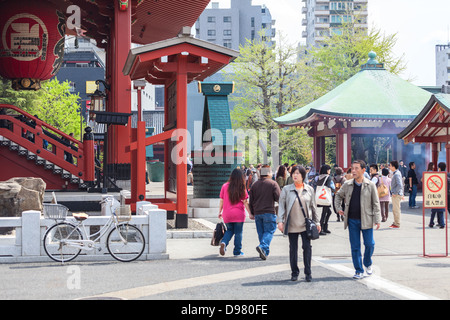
top-left (218, 169), bottom-right (252, 256)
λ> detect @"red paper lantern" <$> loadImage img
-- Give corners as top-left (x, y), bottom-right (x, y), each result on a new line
top-left (0, 0), bottom-right (66, 90)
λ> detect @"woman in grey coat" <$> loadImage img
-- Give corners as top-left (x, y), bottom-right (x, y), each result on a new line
top-left (277, 166), bottom-right (320, 282)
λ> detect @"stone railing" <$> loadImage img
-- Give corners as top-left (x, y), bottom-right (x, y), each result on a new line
top-left (0, 203), bottom-right (168, 263)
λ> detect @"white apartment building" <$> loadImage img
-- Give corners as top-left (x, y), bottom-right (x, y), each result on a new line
top-left (302, 0), bottom-right (368, 48)
top-left (436, 44), bottom-right (450, 87)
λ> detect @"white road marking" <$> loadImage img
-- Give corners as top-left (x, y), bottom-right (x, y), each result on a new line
top-left (314, 256), bottom-right (440, 300)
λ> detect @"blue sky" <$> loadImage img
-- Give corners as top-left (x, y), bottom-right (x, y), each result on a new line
top-left (211, 0), bottom-right (450, 86)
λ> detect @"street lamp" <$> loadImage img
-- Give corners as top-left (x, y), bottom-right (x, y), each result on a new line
top-left (89, 80), bottom-right (110, 120)
top-left (90, 90), bottom-right (105, 112)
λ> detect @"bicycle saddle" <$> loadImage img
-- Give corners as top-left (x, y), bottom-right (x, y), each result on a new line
top-left (73, 212), bottom-right (89, 221)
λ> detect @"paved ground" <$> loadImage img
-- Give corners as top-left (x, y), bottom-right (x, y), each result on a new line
top-left (4, 182), bottom-right (450, 301)
top-left (1, 191), bottom-right (450, 301)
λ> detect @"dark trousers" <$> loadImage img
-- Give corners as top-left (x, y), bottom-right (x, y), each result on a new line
top-left (319, 206), bottom-right (332, 231)
top-left (288, 232), bottom-right (312, 277)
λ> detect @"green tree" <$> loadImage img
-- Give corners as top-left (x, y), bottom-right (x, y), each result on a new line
top-left (225, 31), bottom-right (312, 165)
top-left (34, 78), bottom-right (83, 137)
top-left (0, 77), bottom-right (83, 137)
top-left (305, 21), bottom-right (407, 95)
top-left (0, 77), bottom-right (38, 111)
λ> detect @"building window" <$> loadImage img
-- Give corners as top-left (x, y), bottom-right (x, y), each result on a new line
top-left (223, 30), bottom-right (232, 36)
top-left (223, 16), bottom-right (231, 23)
top-left (207, 30), bottom-right (216, 36)
top-left (223, 41), bottom-right (232, 48)
top-left (251, 17), bottom-right (255, 28)
top-left (330, 28), bottom-right (342, 35)
top-left (207, 16), bottom-right (216, 23)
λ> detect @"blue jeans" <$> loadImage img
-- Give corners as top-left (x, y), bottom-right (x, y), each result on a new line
top-left (221, 222), bottom-right (244, 255)
top-left (348, 219), bottom-right (375, 274)
top-left (255, 213), bottom-right (277, 256)
top-left (409, 185), bottom-right (417, 207)
top-left (430, 209), bottom-right (446, 227)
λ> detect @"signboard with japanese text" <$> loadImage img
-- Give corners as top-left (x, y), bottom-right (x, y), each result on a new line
top-left (422, 171), bottom-right (447, 209)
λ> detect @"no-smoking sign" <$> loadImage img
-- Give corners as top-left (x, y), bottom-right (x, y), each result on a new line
top-left (423, 172), bottom-right (447, 208)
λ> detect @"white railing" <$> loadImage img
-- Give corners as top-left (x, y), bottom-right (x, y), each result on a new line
top-left (0, 203), bottom-right (168, 263)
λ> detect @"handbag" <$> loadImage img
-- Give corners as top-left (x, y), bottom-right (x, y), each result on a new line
top-left (211, 221), bottom-right (227, 246)
top-left (315, 175), bottom-right (332, 206)
top-left (294, 190), bottom-right (320, 240)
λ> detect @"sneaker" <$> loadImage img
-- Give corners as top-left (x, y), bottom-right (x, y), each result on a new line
top-left (389, 224), bottom-right (400, 229)
top-left (233, 252), bottom-right (244, 257)
top-left (353, 272), bottom-right (363, 279)
top-left (305, 274), bottom-right (312, 282)
top-left (219, 242), bottom-right (226, 256)
top-left (256, 246), bottom-right (267, 260)
top-left (411, 206), bottom-right (420, 209)
top-left (366, 266), bottom-right (373, 276)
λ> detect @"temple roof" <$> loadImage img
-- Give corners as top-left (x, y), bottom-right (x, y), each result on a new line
top-left (274, 52), bottom-right (432, 127)
top-left (21, 0), bottom-right (210, 48)
top-left (123, 31), bottom-right (239, 84)
top-left (398, 93), bottom-right (450, 144)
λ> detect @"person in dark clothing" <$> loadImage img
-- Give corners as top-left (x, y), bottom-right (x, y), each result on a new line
top-left (408, 162), bottom-right (419, 208)
top-left (315, 164), bottom-right (335, 235)
top-left (429, 162), bottom-right (447, 228)
top-left (249, 165), bottom-right (281, 260)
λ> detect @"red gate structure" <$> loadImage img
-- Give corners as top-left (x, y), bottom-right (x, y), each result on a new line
top-left (123, 28), bottom-right (238, 227)
top-left (398, 93), bottom-right (450, 257)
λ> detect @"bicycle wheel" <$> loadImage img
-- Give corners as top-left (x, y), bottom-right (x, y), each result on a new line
top-left (106, 223), bottom-right (145, 262)
top-left (43, 222), bottom-right (83, 263)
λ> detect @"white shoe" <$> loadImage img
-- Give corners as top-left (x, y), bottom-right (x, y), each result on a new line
top-left (353, 272), bottom-right (363, 279)
top-left (366, 266), bottom-right (373, 276)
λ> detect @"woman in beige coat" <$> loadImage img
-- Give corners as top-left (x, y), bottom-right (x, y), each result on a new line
top-left (277, 166), bottom-right (320, 282)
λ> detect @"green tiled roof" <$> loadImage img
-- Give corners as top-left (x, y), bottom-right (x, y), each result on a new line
top-left (274, 68), bottom-right (432, 126)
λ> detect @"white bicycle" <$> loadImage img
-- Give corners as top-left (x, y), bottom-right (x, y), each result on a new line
top-left (42, 199), bottom-right (145, 263)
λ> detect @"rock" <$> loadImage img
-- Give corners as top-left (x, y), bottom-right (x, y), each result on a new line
top-left (5, 177), bottom-right (46, 207)
top-left (0, 178), bottom-right (46, 235)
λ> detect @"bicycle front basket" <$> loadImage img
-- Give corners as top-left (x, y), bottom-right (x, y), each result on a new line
top-left (116, 205), bottom-right (131, 222)
top-left (43, 203), bottom-right (69, 220)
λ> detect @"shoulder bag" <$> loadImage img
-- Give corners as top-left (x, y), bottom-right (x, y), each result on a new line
top-left (294, 190), bottom-right (320, 240)
top-left (315, 175), bottom-right (333, 206)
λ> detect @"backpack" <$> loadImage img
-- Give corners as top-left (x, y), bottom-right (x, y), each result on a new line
top-left (377, 176), bottom-right (389, 198)
top-left (333, 176), bottom-right (344, 192)
top-left (211, 221), bottom-right (227, 246)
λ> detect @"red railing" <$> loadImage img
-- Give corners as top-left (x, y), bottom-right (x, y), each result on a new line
top-left (0, 104), bottom-right (93, 182)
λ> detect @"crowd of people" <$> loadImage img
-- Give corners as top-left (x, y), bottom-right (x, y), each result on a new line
top-left (216, 159), bottom-right (450, 282)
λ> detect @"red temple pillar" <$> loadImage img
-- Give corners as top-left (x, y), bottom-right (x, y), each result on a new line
top-left (109, 0), bottom-right (131, 165)
top-left (175, 55), bottom-right (188, 227)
